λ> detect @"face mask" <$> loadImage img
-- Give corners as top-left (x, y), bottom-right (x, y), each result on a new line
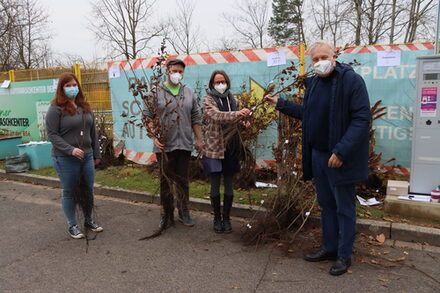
top-left (169, 72), bottom-right (183, 84)
top-left (64, 86), bottom-right (79, 99)
top-left (214, 83), bottom-right (227, 94)
top-left (313, 60), bottom-right (334, 76)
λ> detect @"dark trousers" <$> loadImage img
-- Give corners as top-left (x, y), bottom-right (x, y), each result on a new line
top-left (210, 172), bottom-right (234, 198)
top-left (156, 150), bottom-right (191, 217)
top-left (312, 149), bottom-right (356, 259)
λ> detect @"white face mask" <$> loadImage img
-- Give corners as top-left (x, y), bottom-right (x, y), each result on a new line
top-left (169, 72), bottom-right (183, 84)
top-left (313, 60), bottom-right (334, 77)
top-left (214, 83), bottom-right (227, 94)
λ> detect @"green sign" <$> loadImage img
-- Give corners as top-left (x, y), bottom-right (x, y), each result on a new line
top-left (0, 79), bottom-right (56, 141)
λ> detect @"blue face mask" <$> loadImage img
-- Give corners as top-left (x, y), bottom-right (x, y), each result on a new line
top-left (64, 86), bottom-right (79, 99)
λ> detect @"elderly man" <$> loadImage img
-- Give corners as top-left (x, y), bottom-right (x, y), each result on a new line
top-left (266, 40), bottom-right (371, 276)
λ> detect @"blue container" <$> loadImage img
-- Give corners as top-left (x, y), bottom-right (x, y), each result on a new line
top-left (0, 136), bottom-right (22, 159)
top-left (17, 142), bottom-right (52, 169)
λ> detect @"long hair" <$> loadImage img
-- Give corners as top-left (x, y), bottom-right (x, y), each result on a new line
top-left (208, 70), bottom-right (231, 91)
top-left (51, 72), bottom-right (91, 115)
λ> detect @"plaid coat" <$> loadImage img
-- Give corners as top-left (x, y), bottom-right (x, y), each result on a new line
top-left (202, 94), bottom-right (241, 159)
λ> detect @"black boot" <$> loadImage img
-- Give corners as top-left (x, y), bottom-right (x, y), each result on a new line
top-left (210, 196), bottom-right (223, 233)
top-left (222, 194), bottom-right (233, 233)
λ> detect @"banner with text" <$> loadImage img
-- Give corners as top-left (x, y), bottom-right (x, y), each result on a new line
top-left (108, 44), bottom-right (434, 168)
top-left (0, 79), bottom-right (56, 141)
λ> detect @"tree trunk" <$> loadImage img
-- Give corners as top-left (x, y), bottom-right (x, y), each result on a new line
top-left (389, 0), bottom-right (397, 43)
top-left (354, 0), bottom-right (363, 45)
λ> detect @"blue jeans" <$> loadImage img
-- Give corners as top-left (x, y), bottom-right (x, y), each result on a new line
top-left (312, 149), bottom-right (356, 259)
top-left (52, 152), bottom-right (95, 227)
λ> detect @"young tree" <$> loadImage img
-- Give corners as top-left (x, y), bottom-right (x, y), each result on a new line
top-left (223, 0), bottom-right (271, 48)
top-left (268, 0), bottom-right (305, 46)
top-left (90, 0), bottom-right (165, 60)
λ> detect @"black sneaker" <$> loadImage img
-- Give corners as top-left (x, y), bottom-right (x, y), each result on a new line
top-left (84, 221), bottom-right (104, 232)
top-left (68, 225), bottom-right (85, 239)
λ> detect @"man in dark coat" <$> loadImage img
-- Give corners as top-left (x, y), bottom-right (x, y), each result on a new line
top-left (265, 40), bottom-right (371, 276)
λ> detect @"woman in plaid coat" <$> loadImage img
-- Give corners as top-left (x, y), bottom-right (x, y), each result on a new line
top-left (202, 70), bottom-right (250, 233)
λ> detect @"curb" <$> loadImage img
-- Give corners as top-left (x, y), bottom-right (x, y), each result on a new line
top-left (0, 170), bottom-right (263, 219)
top-left (1, 170), bottom-right (439, 246)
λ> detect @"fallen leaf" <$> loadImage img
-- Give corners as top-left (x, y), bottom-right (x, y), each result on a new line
top-left (276, 243), bottom-right (284, 247)
top-left (47, 218), bottom-right (53, 221)
top-left (376, 234), bottom-right (386, 244)
top-left (378, 278), bottom-right (390, 282)
top-left (403, 251), bottom-right (409, 255)
top-left (371, 260), bottom-right (381, 265)
top-left (347, 270), bottom-right (352, 274)
top-left (231, 286), bottom-right (241, 290)
top-left (287, 249), bottom-right (294, 253)
top-left (382, 251), bottom-right (390, 255)
top-left (387, 256), bottom-right (406, 262)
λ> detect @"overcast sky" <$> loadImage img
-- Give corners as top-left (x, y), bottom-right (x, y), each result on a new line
top-left (39, 0), bottom-right (242, 62)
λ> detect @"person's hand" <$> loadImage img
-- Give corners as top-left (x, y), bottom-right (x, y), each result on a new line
top-left (242, 121), bottom-right (251, 128)
top-left (72, 148), bottom-right (84, 160)
top-left (154, 138), bottom-right (164, 151)
top-left (194, 139), bottom-right (203, 153)
top-left (94, 159), bottom-right (101, 166)
top-left (264, 94), bottom-right (278, 107)
top-left (238, 108), bottom-right (251, 117)
top-left (328, 153), bottom-right (343, 168)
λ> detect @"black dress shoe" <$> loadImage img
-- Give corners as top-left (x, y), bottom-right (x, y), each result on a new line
top-left (304, 249), bottom-right (338, 262)
top-left (330, 257), bottom-right (351, 276)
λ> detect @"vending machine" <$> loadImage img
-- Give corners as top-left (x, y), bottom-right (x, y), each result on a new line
top-left (410, 55), bottom-right (440, 194)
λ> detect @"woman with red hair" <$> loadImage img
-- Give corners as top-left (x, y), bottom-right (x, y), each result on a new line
top-left (46, 72), bottom-right (102, 239)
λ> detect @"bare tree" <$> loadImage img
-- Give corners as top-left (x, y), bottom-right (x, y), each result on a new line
top-left (0, 0), bottom-right (16, 39)
top-left (214, 37), bottom-right (239, 51)
top-left (90, 0), bottom-right (165, 59)
top-left (362, 0), bottom-right (395, 44)
top-left (165, 0), bottom-right (200, 54)
top-left (403, 0), bottom-right (436, 42)
top-left (326, 0), bottom-right (350, 47)
top-left (14, 0), bottom-right (51, 69)
top-left (0, 0), bottom-right (19, 70)
top-left (306, 0), bottom-right (350, 47)
top-left (309, 0), bottom-right (329, 41)
top-left (353, 0), bottom-right (363, 45)
top-left (223, 0), bottom-right (271, 48)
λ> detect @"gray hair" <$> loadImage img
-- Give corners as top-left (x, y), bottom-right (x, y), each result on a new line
top-left (307, 40), bottom-right (335, 54)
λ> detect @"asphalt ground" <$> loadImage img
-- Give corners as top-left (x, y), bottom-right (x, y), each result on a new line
top-left (1, 179), bottom-right (439, 293)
